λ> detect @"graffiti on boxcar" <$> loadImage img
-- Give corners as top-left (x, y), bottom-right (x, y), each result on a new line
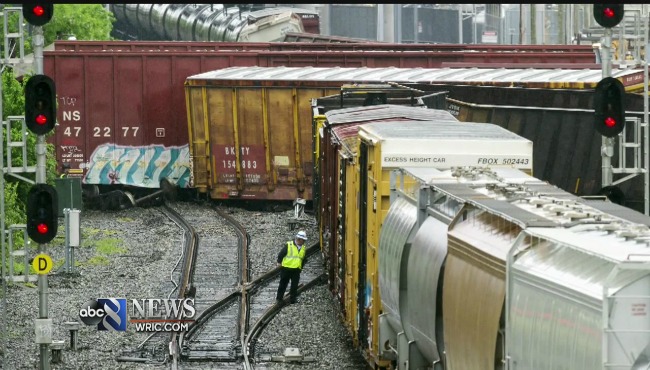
top-left (83, 143), bottom-right (191, 188)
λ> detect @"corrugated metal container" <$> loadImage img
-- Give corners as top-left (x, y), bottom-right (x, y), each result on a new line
top-left (185, 73), bottom-right (342, 200)
top-left (508, 226), bottom-right (650, 370)
top-left (442, 207), bottom-right (518, 369)
top-left (45, 46), bottom-right (258, 188)
top-left (378, 197), bottom-right (417, 337)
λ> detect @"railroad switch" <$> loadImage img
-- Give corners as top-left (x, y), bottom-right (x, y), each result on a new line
top-left (267, 347), bottom-right (316, 363)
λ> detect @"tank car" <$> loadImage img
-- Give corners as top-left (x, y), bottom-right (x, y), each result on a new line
top-left (372, 165), bottom-right (650, 369)
top-left (111, 4), bottom-right (305, 42)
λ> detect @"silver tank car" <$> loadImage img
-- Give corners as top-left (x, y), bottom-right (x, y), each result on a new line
top-left (380, 165), bottom-right (650, 370)
top-left (111, 4), bottom-right (304, 42)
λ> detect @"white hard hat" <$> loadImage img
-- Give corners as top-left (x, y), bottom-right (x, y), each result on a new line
top-left (296, 230), bottom-right (308, 240)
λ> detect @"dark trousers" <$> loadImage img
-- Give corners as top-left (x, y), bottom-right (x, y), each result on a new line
top-left (276, 267), bottom-right (301, 302)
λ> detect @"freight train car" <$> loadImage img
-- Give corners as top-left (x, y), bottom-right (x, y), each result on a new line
top-left (370, 165), bottom-right (650, 370)
top-left (311, 100), bottom-right (455, 305)
top-left (310, 105), bottom-right (534, 367)
top-left (400, 82), bottom-right (648, 212)
top-left (314, 105), bottom-right (650, 369)
top-left (43, 41), bottom-right (632, 200)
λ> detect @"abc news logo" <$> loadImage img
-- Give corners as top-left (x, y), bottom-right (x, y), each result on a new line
top-left (79, 298), bottom-right (195, 332)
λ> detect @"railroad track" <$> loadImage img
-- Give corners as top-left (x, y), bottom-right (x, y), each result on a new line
top-left (117, 202), bottom-right (199, 365)
top-left (177, 207), bottom-right (323, 368)
top-left (118, 202), bottom-right (323, 368)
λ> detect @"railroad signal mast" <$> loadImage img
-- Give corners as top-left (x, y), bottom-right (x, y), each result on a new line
top-left (594, 77), bottom-right (626, 138)
top-left (23, 3), bottom-right (56, 370)
top-left (26, 184), bottom-right (58, 244)
top-left (25, 75), bottom-right (56, 136)
top-left (593, 4), bottom-right (624, 188)
top-left (592, 4), bottom-right (650, 215)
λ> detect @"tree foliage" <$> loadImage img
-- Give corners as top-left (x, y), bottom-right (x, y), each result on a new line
top-left (0, 4), bottom-right (115, 55)
top-left (42, 4), bottom-right (115, 43)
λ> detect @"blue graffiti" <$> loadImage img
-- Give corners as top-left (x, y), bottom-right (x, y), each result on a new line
top-left (83, 144), bottom-right (191, 188)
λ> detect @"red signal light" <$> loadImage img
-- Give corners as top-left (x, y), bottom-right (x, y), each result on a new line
top-left (32, 5), bottom-right (45, 17)
top-left (37, 223), bottom-right (48, 234)
top-left (36, 114), bottom-right (47, 125)
top-left (593, 4), bottom-right (624, 28)
top-left (23, 3), bottom-right (53, 27)
top-left (603, 7), bottom-right (615, 18)
top-left (594, 77), bottom-right (625, 137)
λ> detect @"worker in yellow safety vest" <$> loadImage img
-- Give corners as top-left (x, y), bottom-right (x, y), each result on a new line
top-left (276, 230), bottom-right (308, 304)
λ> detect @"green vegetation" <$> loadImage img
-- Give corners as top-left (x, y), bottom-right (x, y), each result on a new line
top-left (1, 4), bottom-right (115, 54)
top-left (117, 217), bottom-right (134, 223)
top-left (86, 256), bottom-right (110, 266)
top-left (96, 238), bottom-right (126, 255)
top-left (42, 4), bottom-right (115, 45)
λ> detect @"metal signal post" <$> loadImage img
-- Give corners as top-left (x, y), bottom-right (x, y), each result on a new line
top-left (23, 3), bottom-right (55, 369)
top-left (593, 4), bottom-right (624, 188)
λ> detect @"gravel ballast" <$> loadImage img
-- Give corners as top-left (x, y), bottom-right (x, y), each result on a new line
top-left (1, 202), bottom-right (367, 369)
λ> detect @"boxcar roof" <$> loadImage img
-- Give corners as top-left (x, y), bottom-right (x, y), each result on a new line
top-left (326, 105), bottom-right (457, 156)
top-left (325, 105), bottom-right (457, 125)
top-left (359, 120), bottom-right (527, 141)
top-left (187, 66), bottom-right (643, 89)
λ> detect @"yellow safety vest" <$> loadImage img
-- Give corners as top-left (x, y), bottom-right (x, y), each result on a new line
top-left (281, 241), bottom-right (306, 269)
